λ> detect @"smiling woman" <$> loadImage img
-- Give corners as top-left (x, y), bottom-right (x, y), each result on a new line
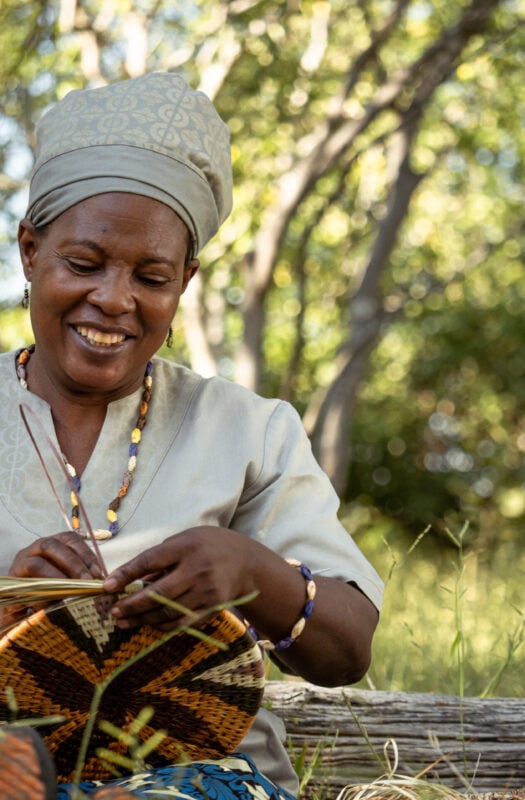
top-left (0, 72), bottom-right (383, 800)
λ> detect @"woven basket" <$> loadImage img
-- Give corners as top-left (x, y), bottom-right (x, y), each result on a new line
top-left (0, 596), bottom-right (265, 782)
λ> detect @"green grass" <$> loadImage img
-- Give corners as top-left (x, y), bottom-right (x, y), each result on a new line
top-left (349, 517), bottom-right (525, 698)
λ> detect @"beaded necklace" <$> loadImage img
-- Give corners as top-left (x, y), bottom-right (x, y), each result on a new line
top-left (16, 345), bottom-right (153, 540)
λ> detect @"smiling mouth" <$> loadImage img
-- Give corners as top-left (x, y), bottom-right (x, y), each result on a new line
top-left (75, 326), bottom-right (127, 347)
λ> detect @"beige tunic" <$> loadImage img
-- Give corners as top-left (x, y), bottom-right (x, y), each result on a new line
top-left (0, 351), bottom-right (384, 792)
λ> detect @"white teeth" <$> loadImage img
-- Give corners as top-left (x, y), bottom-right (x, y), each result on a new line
top-left (75, 326), bottom-right (126, 347)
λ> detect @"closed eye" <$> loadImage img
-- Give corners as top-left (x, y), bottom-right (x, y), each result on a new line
top-left (63, 258), bottom-right (100, 274)
top-left (138, 274), bottom-right (173, 287)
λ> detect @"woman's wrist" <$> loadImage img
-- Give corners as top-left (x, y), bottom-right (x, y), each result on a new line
top-left (247, 558), bottom-right (316, 651)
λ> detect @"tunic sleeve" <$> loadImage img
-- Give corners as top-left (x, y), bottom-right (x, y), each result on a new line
top-left (231, 400), bottom-right (384, 611)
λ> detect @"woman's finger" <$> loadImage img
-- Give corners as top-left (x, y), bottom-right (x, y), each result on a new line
top-left (9, 532), bottom-right (102, 579)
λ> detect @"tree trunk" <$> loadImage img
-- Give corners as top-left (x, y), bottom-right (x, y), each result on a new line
top-left (309, 135), bottom-right (423, 495)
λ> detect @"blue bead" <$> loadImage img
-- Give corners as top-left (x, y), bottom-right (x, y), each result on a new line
top-left (300, 564), bottom-right (313, 580)
top-left (129, 443), bottom-right (138, 456)
top-left (275, 636), bottom-right (295, 651)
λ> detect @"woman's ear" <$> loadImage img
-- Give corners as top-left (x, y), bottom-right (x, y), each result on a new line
top-left (182, 258), bottom-right (200, 293)
top-left (18, 219), bottom-right (40, 281)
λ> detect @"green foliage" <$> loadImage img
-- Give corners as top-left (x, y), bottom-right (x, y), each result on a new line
top-left (97, 707), bottom-right (167, 777)
top-left (0, 305), bottom-right (33, 350)
top-left (347, 236), bottom-right (525, 542)
top-left (350, 519), bottom-right (525, 697)
top-left (292, 738), bottom-right (337, 797)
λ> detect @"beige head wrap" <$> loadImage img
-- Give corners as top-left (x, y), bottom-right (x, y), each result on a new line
top-left (26, 72), bottom-right (233, 253)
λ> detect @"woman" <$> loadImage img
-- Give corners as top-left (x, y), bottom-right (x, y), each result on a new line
top-left (0, 72), bottom-right (383, 800)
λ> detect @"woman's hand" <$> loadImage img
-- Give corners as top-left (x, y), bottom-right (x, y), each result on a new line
top-left (103, 526), bottom-right (253, 631)
top-left (8, 531), bottom-right (104, 580)
top-left (102, 525), bottom-right (379, 688)
top-left (2, 532), bottom-right (104, 628)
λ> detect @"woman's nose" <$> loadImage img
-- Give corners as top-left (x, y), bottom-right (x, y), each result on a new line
top-left (87, 269), bottom-right (136, 315)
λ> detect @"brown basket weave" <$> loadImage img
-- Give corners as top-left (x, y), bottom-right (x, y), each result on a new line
top-left (0, 596), bottom-right (265, 782)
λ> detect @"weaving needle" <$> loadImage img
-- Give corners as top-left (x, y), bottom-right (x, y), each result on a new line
top-left (19, 402), bottom-right (108, 578)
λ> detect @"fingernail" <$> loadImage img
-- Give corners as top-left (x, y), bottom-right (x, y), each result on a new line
top-left (110, 605), bottom-right (121, 618)
top-left (104, 577), bottom-right (118, 591)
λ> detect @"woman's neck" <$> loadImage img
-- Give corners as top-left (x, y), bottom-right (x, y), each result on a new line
top-left (50, 400), bottom-right (108, 476)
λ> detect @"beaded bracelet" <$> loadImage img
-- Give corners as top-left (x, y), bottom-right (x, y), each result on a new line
top-left (248, 558), bottom-right (316, 652)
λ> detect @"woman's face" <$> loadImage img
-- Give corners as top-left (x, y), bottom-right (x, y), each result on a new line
top-left (18, 192), bottom-right (199, 402)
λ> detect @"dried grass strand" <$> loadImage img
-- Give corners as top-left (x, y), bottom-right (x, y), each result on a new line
top-left (336, 740), bottom-right (470, 800)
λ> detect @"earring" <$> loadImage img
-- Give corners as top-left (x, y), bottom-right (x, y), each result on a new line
top-left (21, 282), bottom-right (30, 309)
top-left (166, 326), bottom-right (173, 348)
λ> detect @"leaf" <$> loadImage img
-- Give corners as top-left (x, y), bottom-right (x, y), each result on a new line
top-left (449, 630), bottom-right (462, 656)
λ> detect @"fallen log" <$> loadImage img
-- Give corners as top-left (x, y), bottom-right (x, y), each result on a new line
top-left (263, 681), bottom-right (525, 798)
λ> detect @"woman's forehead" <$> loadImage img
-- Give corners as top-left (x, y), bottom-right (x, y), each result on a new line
top-left (45, 193), bottom-right (191, 257)
top-left (53, 193), bottom-right (188, 234)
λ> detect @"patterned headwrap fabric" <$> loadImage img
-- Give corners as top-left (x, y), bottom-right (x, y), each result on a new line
top-left (25, 72), bottom-right (233, 253)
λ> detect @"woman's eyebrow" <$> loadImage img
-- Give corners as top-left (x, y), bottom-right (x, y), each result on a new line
top-left (57, 238), bottom-right (105, 255)
top-left (136, 255), bottom-right (178, 268)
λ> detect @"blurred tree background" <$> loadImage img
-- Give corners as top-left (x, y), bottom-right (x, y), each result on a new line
top-left (1, 0), bottom-right (524, 695)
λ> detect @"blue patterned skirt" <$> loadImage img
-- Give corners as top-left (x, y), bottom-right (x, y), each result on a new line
top-left (57, 754), bottom-right (297, 800)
